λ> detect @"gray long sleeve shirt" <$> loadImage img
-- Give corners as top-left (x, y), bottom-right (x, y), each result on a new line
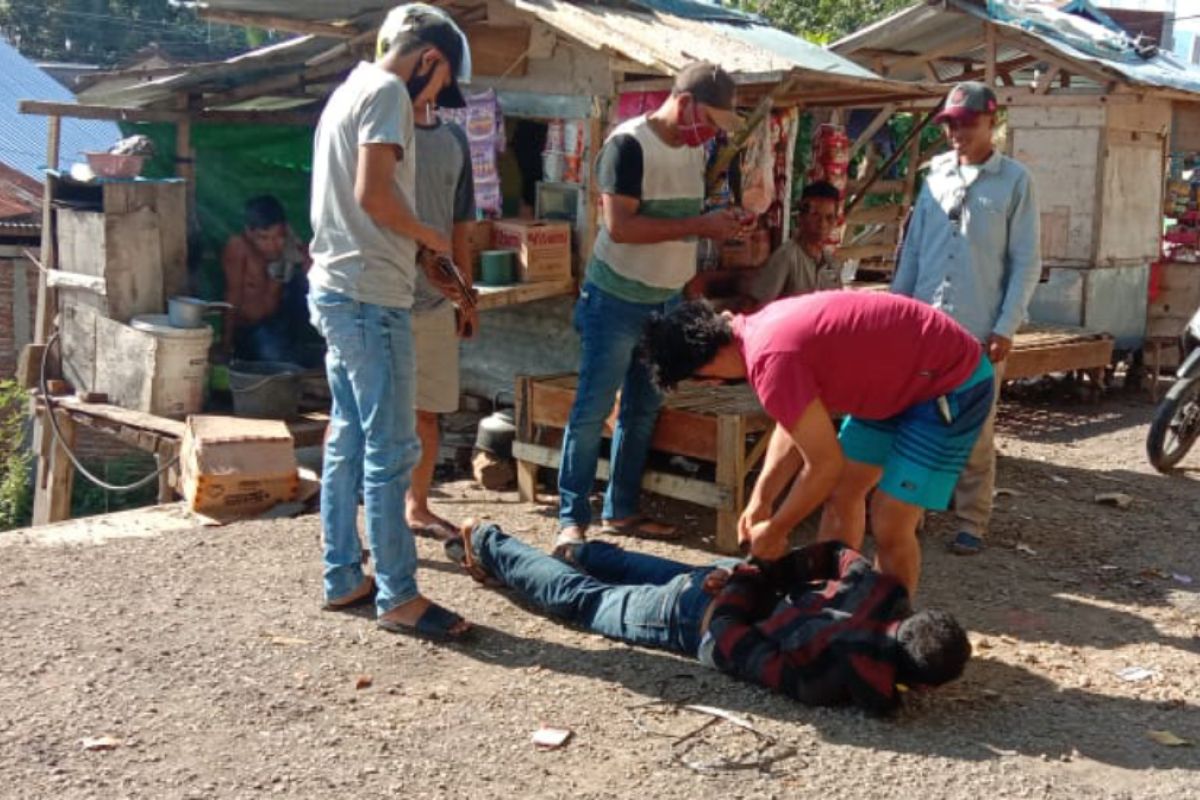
top-left (891, 150), bottom-right (1042, 341)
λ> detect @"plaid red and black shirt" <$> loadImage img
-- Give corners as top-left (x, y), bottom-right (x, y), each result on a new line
top-left (698, 541), bottom-right (912, 715)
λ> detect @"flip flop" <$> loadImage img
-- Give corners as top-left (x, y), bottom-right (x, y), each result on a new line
top-left (409, 518), bottom-right (459, 542)
top-left (322, 575), bottom-right (376, 611)
top-left (949, 531), bottom-right (985, 556)
top-left (377, 601), bottom-right (471, 641)
top-left (599, 516), bottom-right (680, 541)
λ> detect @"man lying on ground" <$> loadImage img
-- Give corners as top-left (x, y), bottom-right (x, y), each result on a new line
top-left (455, 520), bottom-right (971, 715)
top-left (637, 292), bottom-right (994, 597)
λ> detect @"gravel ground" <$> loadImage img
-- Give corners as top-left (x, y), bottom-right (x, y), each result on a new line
top-left (1, 391), bottom-right (1198, 799)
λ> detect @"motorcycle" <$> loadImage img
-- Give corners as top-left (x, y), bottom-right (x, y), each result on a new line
top-left (1147, 306), bottom-right (1200, 471)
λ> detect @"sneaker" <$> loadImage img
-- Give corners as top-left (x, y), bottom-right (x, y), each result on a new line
top-left (949, 531), bottom-right (984, 556)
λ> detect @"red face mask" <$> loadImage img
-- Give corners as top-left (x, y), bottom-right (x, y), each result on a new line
top-left (677, 102), bottom-right (717, 147)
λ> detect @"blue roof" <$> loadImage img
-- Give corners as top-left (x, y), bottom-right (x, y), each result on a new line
top-left (0, 38), bottom-right (120, 180)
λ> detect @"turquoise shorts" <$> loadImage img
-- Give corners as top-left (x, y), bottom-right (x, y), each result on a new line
top-left (839, 356), bottom-right (995, 510)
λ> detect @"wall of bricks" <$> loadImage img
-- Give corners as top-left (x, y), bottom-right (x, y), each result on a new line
top-left (0, 253), bottom-right (37, 380)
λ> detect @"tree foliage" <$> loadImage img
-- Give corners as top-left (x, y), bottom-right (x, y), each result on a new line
top-left (740, 0), bottom-right (914, 44)
top-left (0, 0), bottom-right (273, 67)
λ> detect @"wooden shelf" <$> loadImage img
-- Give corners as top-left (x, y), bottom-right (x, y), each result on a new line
top-left (474, 277), bottom-right (575, 311)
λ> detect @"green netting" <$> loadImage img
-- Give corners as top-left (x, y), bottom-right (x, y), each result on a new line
top-left (120, 121), bottom-right (314, 301)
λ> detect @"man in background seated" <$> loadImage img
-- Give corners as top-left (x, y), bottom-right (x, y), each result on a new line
top-left (222, 195), bottom-right (320, 366)
top-left (455, 520), bottom-right (971, 715)
top-left (739, 181), bottom-right (843, 310)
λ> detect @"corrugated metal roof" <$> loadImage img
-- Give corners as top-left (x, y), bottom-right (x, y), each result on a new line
top-left (0, 38), bottom-right (121, 179)
top-left (833, 0), bottom-right (1200, 96)
top-left (91, 0), bottom-right (923, 110)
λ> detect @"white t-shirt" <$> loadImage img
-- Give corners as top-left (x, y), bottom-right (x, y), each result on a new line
top-left (309, 62), bottom-right (417, 309)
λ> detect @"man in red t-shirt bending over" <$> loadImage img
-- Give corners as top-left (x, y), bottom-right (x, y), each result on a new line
top-left (638, 291), bottom-right (994, 596)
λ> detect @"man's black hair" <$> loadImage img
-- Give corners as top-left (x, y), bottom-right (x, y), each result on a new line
top-left (244, 195), bottom-right (287, 231)
top-left (637, 300), bottom-right (733, 393)
top-left (799, 181), bottom-right (842, 209)
top-left (895, 609), bottom-right (972, 687)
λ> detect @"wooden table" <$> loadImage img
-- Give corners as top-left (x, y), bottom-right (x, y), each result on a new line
top-left (30, 395), bottom-right (329, 526)
top-left (513, 374), bottom-right (773, 554)
top-left (1007, 325), bottom-right (1115, 384)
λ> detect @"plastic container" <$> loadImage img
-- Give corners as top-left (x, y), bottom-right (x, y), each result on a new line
top-left (84, 152), bottom-right (145, 179)
top-left (129, 314), bottom-right (213, 417)
top-left (479, 250), bottom-right (516, 285)
top-left (228, 360), bottom-right (303, 420)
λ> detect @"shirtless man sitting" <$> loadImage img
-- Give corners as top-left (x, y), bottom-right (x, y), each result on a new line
top-left (222, 195), bottom-right (318, 365)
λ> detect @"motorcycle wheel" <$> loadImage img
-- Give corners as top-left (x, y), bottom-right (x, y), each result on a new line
top-left (1147, 376), bottom-right (1200, 472)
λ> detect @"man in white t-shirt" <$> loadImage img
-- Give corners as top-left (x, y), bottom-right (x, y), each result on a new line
top-left (308, 4), bottom-right (473, 640)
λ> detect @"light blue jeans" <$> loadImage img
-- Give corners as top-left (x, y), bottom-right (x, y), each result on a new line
top-left (557, 283), bottom-right (680, 529)
top-left (309, 288), bottom-right (422, 615)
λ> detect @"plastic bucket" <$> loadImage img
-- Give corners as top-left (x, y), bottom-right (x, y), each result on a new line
top-left (479, 250), bottom-right (516, 285)
top-left (129, 314), bottom-right (212, 417)
top-left (228, 360), bottom-right (302, 419)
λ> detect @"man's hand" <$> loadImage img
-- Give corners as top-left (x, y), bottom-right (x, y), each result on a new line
top-left (987, 334), bottom-right (1012, 363)
top-left (695, 209), bottom-right (744, 242)
top-left (419, 225), bottom-right (452, 255)
top-left (747, 520), bottom-right (790, 562)
top-left (738, 500), bottom-right (771, 553)
top-left (702, 568), bottom-right (732, 595)
top-left (456, 306), bottom-right (479, 339)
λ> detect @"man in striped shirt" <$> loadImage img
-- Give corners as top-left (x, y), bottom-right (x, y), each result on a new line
top-left (455, 521), bottom-right (971, 714)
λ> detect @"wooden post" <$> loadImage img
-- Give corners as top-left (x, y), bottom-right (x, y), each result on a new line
top-left (985, 24), bottom-right (998, 87)
top-left (156, 441), bottom-right (177, 504)
top-left (515, 375), bottom-right (539, 502)
top-left (714, 414), bottom-right (746, 555)
top-left (32, 408), bottom-right (76, 526)
top-left (33, 116), bottom-right (61, 344)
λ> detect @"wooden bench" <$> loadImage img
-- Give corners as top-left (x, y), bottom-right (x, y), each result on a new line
top-left (513, 374), bottom-right (772, 554)
top-left (1007, 325), bottom-right (1115, 386)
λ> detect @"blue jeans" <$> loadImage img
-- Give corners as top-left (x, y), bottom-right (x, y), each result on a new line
top-left (308, 288), bottom-right (422, 615)
top-left (558, 283), bottom-right (680, 528)
top-left (471, 523), bottom-right (718, 655)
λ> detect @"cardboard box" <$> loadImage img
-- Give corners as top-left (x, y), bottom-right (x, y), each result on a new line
top-left (465, 220), bottom-right (494, 278)
top-left (492, 219), bottom-right (572, 282)
top-left (180, 415), bottom-right (298, 520)
top-left (719, 229), bottom-right (772, 270)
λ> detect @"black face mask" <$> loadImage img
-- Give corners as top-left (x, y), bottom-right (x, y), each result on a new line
top-left (405, 55), bottom-right (437, 101)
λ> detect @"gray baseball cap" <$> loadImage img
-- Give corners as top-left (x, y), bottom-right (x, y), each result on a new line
top-left (673, 61), bottom-right (740, 131)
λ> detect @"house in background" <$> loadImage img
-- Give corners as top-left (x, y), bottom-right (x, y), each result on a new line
top-left (1097, 0), bottom-right (1200, 63)
top-left (0, 36), bottom-right (120, 379)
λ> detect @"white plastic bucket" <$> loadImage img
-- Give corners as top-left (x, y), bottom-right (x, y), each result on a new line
top-left (130, 314), bottom-right (213, 417)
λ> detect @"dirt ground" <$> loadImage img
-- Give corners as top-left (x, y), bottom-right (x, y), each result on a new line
top-left (2, 388), bottom-right (1199, 799)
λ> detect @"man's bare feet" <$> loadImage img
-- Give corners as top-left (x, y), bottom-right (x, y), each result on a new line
top-left (377, 594), bottom-right (471, 638)
top-left (553, 525), bottom-right (587, 555)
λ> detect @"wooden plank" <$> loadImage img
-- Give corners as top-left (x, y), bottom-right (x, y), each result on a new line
top-left (846, 204), bottom-right (904, 226)
top-left (197, 8), bottom-right (357, 38)
top-left (513, 441), bottom-right (732, 510)
top-left (838, 243), bottom-right (896, 262)
top-left (515, 375), bottom-right (538, 502)
top-left (20, 100), bottom-right (319, 127)
top-left (850, 104), bottom-right (897, 159)
top-left (475, 278), bottom-right (575, 311)
top-left (714, 415), bottom-right (747, 555)
top-left (985, 23), bottom-right (997, 87)
top-left (34, 116), bottom-right (60, 345)
top-left (157, 182), bottom-right (189, 303)
top-left (40, 396), bottom-right (188, 440)
top-left (32, 408), bottom-right (76, 526)
top-left (465, 23), bottom-right (530, 77)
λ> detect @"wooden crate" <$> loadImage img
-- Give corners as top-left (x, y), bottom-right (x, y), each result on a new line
top-left (514, 374), bottom-right (773, 554)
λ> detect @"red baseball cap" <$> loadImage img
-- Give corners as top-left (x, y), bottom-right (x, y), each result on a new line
top-left (934, 81), bottom-right (999, 124)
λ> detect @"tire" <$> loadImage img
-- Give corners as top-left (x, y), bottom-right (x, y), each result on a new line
top-left (1147, 377), bottom-right (1200, 472)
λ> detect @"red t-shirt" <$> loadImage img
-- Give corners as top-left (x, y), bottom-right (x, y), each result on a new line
top-left (733, 291), bottom-right (982, 428)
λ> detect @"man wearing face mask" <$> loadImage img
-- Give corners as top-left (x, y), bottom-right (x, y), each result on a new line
top-left (307, 4), bottom-right (473, 639)
top-left (892, 81), bottom-right (1041, 557)
top-left (555, 62), bottom-right (745, 552)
